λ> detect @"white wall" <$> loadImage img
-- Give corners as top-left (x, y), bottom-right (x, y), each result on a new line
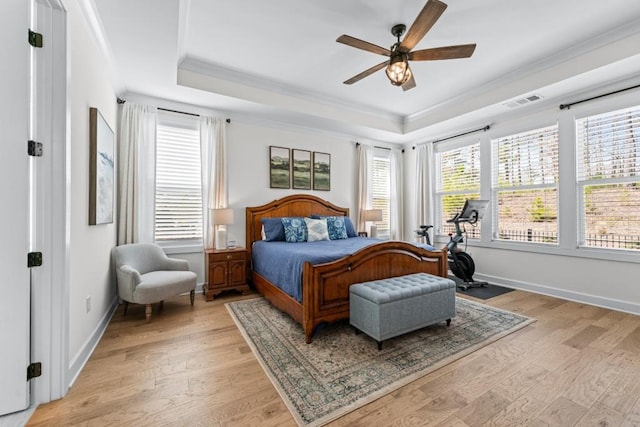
top-left (227, 121), bottom-right (357, 248)
top-left (403, 80), bottom-right (640, 314)
top-left (67, 0), bottom-right (118, 366)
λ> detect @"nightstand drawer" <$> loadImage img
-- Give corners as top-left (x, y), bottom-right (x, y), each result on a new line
top-left (208, 251), bottom-right (245, 262)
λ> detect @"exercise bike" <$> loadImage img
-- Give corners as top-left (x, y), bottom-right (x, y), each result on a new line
top-left (446, 199), bottom-right (489, 290)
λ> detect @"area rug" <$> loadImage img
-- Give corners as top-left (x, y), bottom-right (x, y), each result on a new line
top-left (449, 276), bottom-right (515, 299)
top-left (226, 297), bottom-right (534, 427)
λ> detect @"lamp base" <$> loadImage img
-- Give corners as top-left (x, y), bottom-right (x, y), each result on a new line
top-left (215, 228), bottom-right (227, 250)
top-left (369, 224), bottom-right (378, 238)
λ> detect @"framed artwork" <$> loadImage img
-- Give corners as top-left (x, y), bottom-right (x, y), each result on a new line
top-left (313, 152), bottom-right (331, 191)
top-left (89, 107), bottom-right (114, 225)
top-left (292, 149), bottom-right (311, 190)
top-left (269, 146), bottom-right (290, 188)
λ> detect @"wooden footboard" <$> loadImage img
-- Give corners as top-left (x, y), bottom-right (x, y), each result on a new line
top-left (301, 241), bottom-right (447, 343)
top-left (246, 195), bottom-right (448, 343)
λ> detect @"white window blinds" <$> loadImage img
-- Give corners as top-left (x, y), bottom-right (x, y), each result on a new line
top-left (155, 116), bottom-right (203, 242)
top-left (435, 142), bottom-right (481, 238)
top-left (576, 105), bottom-right (640, 250)
top-left (492, 124), bottom-right (559, 244)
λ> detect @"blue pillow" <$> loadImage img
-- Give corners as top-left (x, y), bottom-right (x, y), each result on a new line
top-left (312, 215), bottom-right (357, 238)
top-left (281, 217), bottom-right (308, 243)
top-left (261, 217), bottom-right (285, 241)
top-left (343, 217), bottom-right (357, 238)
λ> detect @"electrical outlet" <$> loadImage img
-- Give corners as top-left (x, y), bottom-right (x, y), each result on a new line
top-left (86, 296), bottom-right (91, 313)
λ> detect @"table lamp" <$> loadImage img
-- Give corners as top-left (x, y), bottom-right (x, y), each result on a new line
top-left (212, 208), bottom-right (234, 250)
top-left (363, 209), bottom-right (382, 238)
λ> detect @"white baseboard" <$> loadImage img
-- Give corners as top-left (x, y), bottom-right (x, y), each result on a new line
top-left (67, 295), bottom-right (119, 388)
top-left (474, 273), bottom-right (640, 316)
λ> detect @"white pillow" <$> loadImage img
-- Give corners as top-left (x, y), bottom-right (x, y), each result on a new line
top-left (304, 217), bottom-right (330, 242)
top-left (261, 225), bottom-right (266, 240)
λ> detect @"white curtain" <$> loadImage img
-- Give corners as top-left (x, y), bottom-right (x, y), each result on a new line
top-left (356, 143), bottom-right (372, 233)
top-left (415, 143), bottom-right (434, 239)
top-left (389, 148), bottom-right (404, 240)
top-left (200, 116), bottom-right (227, 249)
top-left (117, 103), bottom-right (157, 245)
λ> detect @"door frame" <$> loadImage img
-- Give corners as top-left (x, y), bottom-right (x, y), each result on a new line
top-left (30, 0), bottom-right (69, 404)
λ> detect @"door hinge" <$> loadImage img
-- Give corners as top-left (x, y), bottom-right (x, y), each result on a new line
top-left (28, 140), bottom-right (43, 157)
top-left (28, 29), bottom-right (43, 48)
top-left (28, 252), bottom-right (43, 268)
top-left (27, 362), bottom-right (42, 380)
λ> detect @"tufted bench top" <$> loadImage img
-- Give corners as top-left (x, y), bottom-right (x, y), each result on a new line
top-left (350, 273), bottom-right (456, 304)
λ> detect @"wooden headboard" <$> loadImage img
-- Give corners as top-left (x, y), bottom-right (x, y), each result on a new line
top-left (245, 194), bottom-right (349, 261)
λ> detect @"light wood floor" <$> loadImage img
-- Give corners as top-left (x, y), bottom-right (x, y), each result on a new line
top-left (28, 289), bottom-right (640, 426)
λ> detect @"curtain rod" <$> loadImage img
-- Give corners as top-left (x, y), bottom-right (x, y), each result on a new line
top-left (559, 83), bottom-right (640, 110)
top-left (117, 98), bottom-right (230, 123)
top-left (355, 142), bottom-right (391, 151)
top-left (413, 125), bottom-right (490, 149)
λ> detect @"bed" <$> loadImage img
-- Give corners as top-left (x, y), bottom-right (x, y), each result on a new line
top-left (245, 194), bottom-right (449, 343)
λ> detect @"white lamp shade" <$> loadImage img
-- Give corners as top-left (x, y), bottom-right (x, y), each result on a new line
top-left (211, 208), bottom-right (234, 225)
top-left (363, 209), bottom-right (382, 222)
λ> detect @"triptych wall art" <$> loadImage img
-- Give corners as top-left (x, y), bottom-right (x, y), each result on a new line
top-left (269, 146), bottom-right (330, 191)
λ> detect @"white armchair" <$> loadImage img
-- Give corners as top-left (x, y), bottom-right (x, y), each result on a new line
top-left (112, 243), bottom-right (197, 322)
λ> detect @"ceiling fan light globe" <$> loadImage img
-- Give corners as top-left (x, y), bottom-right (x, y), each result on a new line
top-left (386, 55), bottom-right (412, 86)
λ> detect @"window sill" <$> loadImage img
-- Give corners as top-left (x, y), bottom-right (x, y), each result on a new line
top-left (434, 236), bottom-right (639, 264)
top-left (157, 242), bottom-right (204, 255)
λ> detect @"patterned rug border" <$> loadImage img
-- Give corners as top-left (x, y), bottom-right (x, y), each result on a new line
top-left (226, 297), bottom-right (535, 427)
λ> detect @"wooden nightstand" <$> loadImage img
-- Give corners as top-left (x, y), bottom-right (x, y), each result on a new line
top-left (204, 247), bottom-right (250, 301)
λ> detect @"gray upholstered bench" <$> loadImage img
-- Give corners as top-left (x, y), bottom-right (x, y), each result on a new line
top-left (349, 273), bottom-right (456, 350)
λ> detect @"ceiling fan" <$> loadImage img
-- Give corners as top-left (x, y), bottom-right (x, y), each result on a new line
top-left (336, 0), bottom-right (476, 91)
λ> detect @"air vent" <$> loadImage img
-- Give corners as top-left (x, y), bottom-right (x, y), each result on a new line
top-left (503, 94), bottom-right (543, 109)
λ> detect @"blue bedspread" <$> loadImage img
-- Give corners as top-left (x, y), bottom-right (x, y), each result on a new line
top-left (252, 237), bottom-right (435, 302)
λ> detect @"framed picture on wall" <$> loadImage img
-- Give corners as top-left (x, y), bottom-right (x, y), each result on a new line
top-left (313, 151), bottom-right (331, 191)
top-left (89, 107), bottom-right (114, 225)
top-left (292, 149), bottom-right (311, 190)
top-left (269, 146), bottom-right (291, 188)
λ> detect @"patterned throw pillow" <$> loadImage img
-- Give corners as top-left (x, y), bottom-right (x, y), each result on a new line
top-left (304, 217), bottom-right (330, 242)
top-left (281, 217), bottom-right (308, 243)
top-left (323, 216), bottom-right (349, 240)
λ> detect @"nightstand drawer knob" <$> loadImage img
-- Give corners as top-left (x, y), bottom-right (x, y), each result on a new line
top-left (227, 255), bottom-right (231, 260)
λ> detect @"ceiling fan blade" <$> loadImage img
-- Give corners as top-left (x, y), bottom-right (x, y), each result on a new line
top-left (408, 44), bottom-right (476, 61)
top-left (343, 61), bottom-right (389, 85)
top-left (402, 73), bottom-right (416, 92)
top-left (399, 0), bottom-right (448, 52)
top-left (336, 35), bottom-right (391, 56)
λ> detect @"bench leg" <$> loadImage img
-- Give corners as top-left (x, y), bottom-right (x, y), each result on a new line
top-left (377, 341), bottom-right (382, 351)
top-left (446, 318), bottom-right (451, 326)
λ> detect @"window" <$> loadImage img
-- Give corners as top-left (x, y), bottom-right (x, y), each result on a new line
top-left (154, 114), bottom-right (203, 243)
top-left (435, 142), bottom-right (481, 238)
top-left (492, 125), bottom-right (559, 244)
top-left (372, 148), bottom-right (391, 239)
top-left (576, 105), bottom-right (640, 251)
